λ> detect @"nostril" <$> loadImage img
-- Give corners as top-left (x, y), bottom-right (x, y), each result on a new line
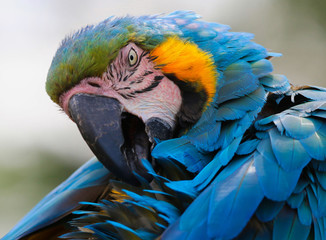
top-left (88, 82), bottom-right (101, 88)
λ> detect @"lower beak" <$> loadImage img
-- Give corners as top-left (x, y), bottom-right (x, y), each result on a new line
top-left (68, 93), bottom-right (144, 185)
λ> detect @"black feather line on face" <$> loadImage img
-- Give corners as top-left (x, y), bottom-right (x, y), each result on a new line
top-left (153, 64), bottom-right (166, 70)
top-left (147, 55), bottom-right (158, 61)
top-left (120, 93), bottom-right (129, 99)
top-left (108, 65), bottom-right (114, 78)
top-left (132, 76), bottom-right (163, 95)
top-left (136, 78), bottom-right (144, 84)
top-left (111, 64), bottom-right (118, 79)
top-left (143, 71), bottom-right (153, 76)
top-left (154, 75), bottom-right (164, 81)
top-left (117, 87), bottom-right (131, 90)
top-left (127, 70), bottom-right (136, 79)
top-left (142, 51), bottom-right (149, 57)
top-left (122, 75), bottom-right (128, 82)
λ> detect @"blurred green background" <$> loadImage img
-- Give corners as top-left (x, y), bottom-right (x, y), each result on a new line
top-left (1, 0), bottom-right (326, 237)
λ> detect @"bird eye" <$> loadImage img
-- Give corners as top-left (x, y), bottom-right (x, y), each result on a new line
top-left (128, 48), bottom-right (138, 66)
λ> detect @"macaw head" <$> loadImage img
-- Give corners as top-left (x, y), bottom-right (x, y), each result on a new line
top-left (46, 12), bottom-right (219, 184)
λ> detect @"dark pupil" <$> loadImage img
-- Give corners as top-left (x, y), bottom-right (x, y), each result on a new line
top-left (130, 55), bottom-right (134, 61)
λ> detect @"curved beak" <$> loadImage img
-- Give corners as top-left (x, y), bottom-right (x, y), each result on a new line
top-left (68, 93), bottom-right (145, 185)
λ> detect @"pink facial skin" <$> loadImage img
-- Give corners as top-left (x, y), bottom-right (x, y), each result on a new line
top-left (60, 43), bottom-right (182, 129)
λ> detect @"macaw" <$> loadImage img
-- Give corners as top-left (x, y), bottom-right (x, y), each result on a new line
top-left (3, 11), bottom-right (326, 240)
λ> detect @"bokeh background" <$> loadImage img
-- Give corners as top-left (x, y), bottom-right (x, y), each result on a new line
top-left (1, 0), bottom-right (326, 237)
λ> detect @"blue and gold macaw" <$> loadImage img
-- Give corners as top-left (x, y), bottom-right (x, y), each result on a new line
top-left (3, 11), bottom-right (326, 240)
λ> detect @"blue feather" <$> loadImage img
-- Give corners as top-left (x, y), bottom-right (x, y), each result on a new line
top-left (223, 61), bottom-right (252, 82)
top-left (259, 74), bottom-right (290, 93)
top-left (306, 183), bottom-right (326, 218)
top-left (215, 86), bottom-right (266, 121)
top-left (163, 155), bottom-right (265, 239)
top-left (251, 59), bottom-right (273, 77)
top-left (180, 155), bottom-right (263, 239)
top-left (312, 160), bottom-right (326, 172)
top-left (206, 156), bottom-right (264, 239)
top-left (105, 220), bottom-right (143, 239)
top-left (268, 52), bottom-right (282, 57)
top-left (255, 138), bottom-right (302, 201)
top-left (273, 207), bottom-right (311, 240)
top-left (142, 189), bottom-right (173, 197)
top-left (237, 226), bottom-right (272, 240)
top-left (83, 222), bottom-right (119, 239)
top-left (166, 137), bottom-right (242, 197)
top-left (186, 121), bottom-right (222, 152)
top-left (213, 109), bottom-right (261, 152)
top-left (122, 199), bottom-right (155, 212)
top-left (213, 35), bottom-right (267, 69)
top-left (313, 217), bottom-right (326, 240)
top-left (312, 110), bottom-right (326, 118)
top-left (297, 197), bottom-right (312, 225)
top-left (175, 196), bottom-right (211, 240)
top-left (280, 115), bottom-right (322, 139)
top-left (287, 192), bottom-right (304, 209)
top-left (213, 136), bottom-right (242, 165)
top-left (316, 171), bottom-right (326, 190)
top-left (2, 158), bottom-right (110, 240)
top-left (59, 231), bottom-right (94, 239)
top-left (269, 128), bottom-right (311, 171)
top-left (290, 100), bottom-right (326, 115)
top-left (122, 190), bottom-right (180, 224)
top-left (184, 221), bottom-right (209, 240)
top-left (216, 71), bottom-right (259, 104)
top-left (293, 179), bottom-right (309, 194)
top-left (296, 89), bottom-right (326, 101)
top-left (165, 179), bottom-right (198, 198)
top-left (255, 198), bottom-right (284, 222)
top-left (152, 137), bottom-right (211, 172)
top-left (299, 128), bottom-right (326, 160)
top-left (255, 113), bottom-right (283, 131)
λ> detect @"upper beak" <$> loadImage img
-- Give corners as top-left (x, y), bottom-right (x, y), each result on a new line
top-left (68, 93), bottom-right (146, 185)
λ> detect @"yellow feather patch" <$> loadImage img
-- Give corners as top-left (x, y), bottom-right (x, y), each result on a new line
top-left (151, 37), bottom-right (218, 105)
top-left (110, 189), bottom-right (130, 203)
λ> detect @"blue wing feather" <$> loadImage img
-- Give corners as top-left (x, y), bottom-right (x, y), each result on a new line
top-left (296, 89), bottom-right (326, 101)
top-left (3, 158), bottom-right (111, 240)
top-left (297, 197), bottom-right (312, 225)
top-left (207, 156), bottom-right (264, 239)
top-left (216, 71), bottom-right (259, 105)
top-left (254, 148), bottom-right (302, 201)
top-left (313, 217), bottom-right (326, 240)
top-left (287, 192), bottom-right (304, 209)
top-left (256, 198), bottom-right (284, 222)
top-left (272, 207), bottom-right (311, 240)
top-left (269, 128), bottom-right (311, 171)
top-left (300, 130), bottom-right (326, 160)
top-left (259, 74), bottom-right (290, 93)
top-left (316, 171), bottom-right (326, 190)
top-left (251, 59), bottom-right (273, 77)
top-left (163, 155), bottom-right (264, 239)
top-left (152, 137), bottom-right (211, 173)
top-left (237, 139), bottom-right (260, 155)
top-left (293, 179), bottom-right (309, 194)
